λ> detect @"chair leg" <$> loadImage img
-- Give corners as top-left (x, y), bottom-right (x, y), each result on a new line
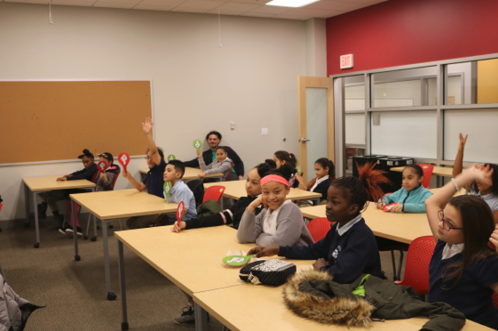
top-left (91, 215), bottom-right (98, 242)
top-left (84, 213), bottom-right (92, 240)
top-left (119, 220), bottom-right (123, 231)
top-left (390, 250), bottom-right (398, 281)
top-left (396, 250), bottom-right (404, 281)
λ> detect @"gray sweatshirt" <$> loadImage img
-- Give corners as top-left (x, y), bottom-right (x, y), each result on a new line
top-left (199, 157), bottom-right (233, 181)
top-left (237, 202), bottom-right (314, 247)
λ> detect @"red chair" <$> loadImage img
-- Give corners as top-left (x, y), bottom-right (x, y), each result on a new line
top-left (226, 163), bottom-right (235, 181)
top-left (395, 236), bottom-right (437, 296)
top-left (417, 164), bottom-right (434, 189)
top-left (493, 293), bottom-right (498, 308)
top-left (0, 202), bottom-right (3, 212)
top-left (306, 217), bottom-right (331, 242)
top-left (203, 185), bottom-right (226, 204)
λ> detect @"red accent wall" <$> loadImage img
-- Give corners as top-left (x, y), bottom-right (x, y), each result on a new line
top-left (326, 0), bottom-right (498, 76)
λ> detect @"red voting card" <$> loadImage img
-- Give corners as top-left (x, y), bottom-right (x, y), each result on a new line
top-left (383, 203), bottom-right (397, 212)
top-left (118, 153), bottom-right (130, 173)
top-left (97, 161), bottom-right (107, 174)
top-left (176, 201), bottom-right (185, 226)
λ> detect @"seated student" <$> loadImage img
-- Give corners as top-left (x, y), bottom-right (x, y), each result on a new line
top-left (249, 162), bottom-right (386, 284)
top-left (296, 157), bottom-right (335, 206)
top-left (61, 152), bottom-right (121, 235)
top-left (163, 160), bottom-right (197, 222)
top-left (38, 149), bottom-right (97, 226)
top-left (237, 164), bottom-right (314, 247)
top-left (123, 117), bottom-right (167, 229)
top-left (184, 131), bottom-right (244, 179)
top-left (376, 164), bottom-right (432, 213)
top-left (453, 133), bottom-right (498, 223)
top-left (425, 164), bottom-right (498, 329)
top-left (264, 158), bottom-right (276, 169)
top-left (172, 163), bottom-right (270, 232)
top-left (273, 150), bottom-right (299, 188)
top-left (197, 146), bottom-right (233, 181)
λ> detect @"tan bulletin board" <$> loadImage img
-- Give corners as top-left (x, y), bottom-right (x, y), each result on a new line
top-left (0, 81), bottom-right (152, 164)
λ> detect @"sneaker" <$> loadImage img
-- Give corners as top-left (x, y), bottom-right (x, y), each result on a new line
top-left (66, 226), bottom-right (83, 236)
top-left (58, 225), bottom-right (70, 235)
top-left (174, 306), bottom-right (195, 324)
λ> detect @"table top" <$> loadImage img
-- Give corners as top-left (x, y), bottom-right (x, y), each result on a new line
top-left (23, 175), bottom-right (96, 192)
top-left (115, 225), bottom-right (313, 295)
top-left (390, 166), bottom-right (454, 177)
top-left (69, 189), bottom-right (177, 220)
top-left (204, 180), bottom-right (322, 201)
top-left (194, 284), bottom-right (492, 331)
top-left (139, 167), bottom-right (223, 180)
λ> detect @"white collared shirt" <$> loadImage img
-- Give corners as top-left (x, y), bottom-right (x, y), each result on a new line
top-left (336, 213), bottom-right (363, 236)
top-left (442, 243), bottom-right (464, 260)
top-left (263, 200), bottom-right (292, 236)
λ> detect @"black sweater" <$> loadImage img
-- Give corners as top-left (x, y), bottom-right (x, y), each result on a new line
top-left (185, 196), bottom-right (262, 230)
top-left (184, 146), bottom-right (244, 177)
top-left (67, 164), bottom-right (98, 181)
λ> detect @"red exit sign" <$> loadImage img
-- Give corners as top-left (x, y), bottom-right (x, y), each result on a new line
top-left (340, 54), bottom-right (353, 69)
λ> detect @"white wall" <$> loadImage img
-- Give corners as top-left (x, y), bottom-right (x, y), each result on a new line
top-left (0, 3), bottom-right (315, 221)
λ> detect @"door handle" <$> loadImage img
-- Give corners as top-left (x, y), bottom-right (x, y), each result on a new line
top-left (299, 138), bottom-right (310, 143)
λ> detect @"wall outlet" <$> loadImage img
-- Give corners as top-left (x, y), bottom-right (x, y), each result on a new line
top-left (230, 122), bottom-right (235, 130)
top-left (262, 128), bottom-right (268, 135)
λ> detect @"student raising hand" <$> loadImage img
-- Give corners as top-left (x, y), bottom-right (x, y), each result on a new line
top-left (142, 117), bottom-right (154, 135)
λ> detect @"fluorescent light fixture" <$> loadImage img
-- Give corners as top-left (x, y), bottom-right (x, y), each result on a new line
top-left (266, 0), bottom-right (319, 8)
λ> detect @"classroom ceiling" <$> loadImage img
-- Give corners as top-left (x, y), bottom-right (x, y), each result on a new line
top-left (2, 0), bottom-right (387, 20)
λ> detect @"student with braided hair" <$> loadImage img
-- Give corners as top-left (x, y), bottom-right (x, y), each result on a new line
top-left (249, 162), bottom-right (389, 284)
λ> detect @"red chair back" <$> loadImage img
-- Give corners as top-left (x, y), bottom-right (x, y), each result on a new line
top-left (493, 293), bottom-right (498, 308)
top-left (111, 172), bottom-right (120, 190)
top-left (417, 164), bottom-right (434, 189)
top-left (227, 163), bottom-right (235, 181)
top-left (396, 236), bottom-right (436, 295)
top-left (91, 171), bottom-right (99, 183)
top-left (203, 186), bottom-right (226, 203)
top-left (306, 217), bottom-right (331, 242)
top-left (0, 203), bottom-right (3, 212)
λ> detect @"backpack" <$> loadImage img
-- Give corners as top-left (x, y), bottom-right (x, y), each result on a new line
top-left (239, 260), bottom-right (296, 286)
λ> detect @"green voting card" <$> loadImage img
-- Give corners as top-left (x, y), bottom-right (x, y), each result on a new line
top-left (163, 181), bottom-right (172, 203)
top-left (222, 255), bottom-right (255, 267)
top-left (193, 139), bottom-right (202, 150)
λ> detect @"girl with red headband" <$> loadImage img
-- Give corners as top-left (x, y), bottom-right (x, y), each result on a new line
top-left (237, 163), bottom-right (314, 247)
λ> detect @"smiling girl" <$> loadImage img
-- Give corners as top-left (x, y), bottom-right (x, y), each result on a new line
top-left (377, 164), bottom-right (432, 213)
top-left (425, 164), bottom-right (498, 329)
top-left (236, 163), bottom-right (314, 247)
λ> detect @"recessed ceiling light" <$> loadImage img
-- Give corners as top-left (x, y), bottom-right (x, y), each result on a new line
top-left (266, 0), bottom-right (319, 8)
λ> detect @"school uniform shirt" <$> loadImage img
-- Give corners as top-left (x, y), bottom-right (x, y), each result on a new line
top-left (184, 196), bottom-right (263, 230)
top-left (382, 184), bottom-right (432, 213)
top-left (471, 190), bottom-right (498, 213)
top-left (165, 179), bottom-right (197, 221)
top-left (184, 146), bottom-right (244, 177)
top-left (199, 157), bottom-right (233, 181)
top-left (67, 164), bottom-right (98, 181)
top-left (279, 214), bottom-right (383, 284)
top-left (306, 175), bottom-right (332, 204)
top-left (237, 201), bottom-right (314, 247)
top-left (428, 240), bottom-right (498, 329)
top-left (142, 157), bottom-right (167, 198)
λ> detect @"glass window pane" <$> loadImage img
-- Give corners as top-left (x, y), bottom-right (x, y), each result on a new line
top-left (444, 109), bottom-right (498, 164)
top-left (345, 113), bottom-right (365, 145)
top-left (305, 87), bottom-right (328, 181)
top-left (345, 75), bottom-right (365, 111)
top-left (370, 110), bottom-right (437, 159)
top-left (372, 67), bottom-right (437, 108)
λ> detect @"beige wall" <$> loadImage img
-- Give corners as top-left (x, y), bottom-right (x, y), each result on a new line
top-left (0, 3), bottom-right (326, 221)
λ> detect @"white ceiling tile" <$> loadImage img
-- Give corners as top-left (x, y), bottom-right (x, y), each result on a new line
top-left (133, 4), bottom-right (175, 10)
top-left (239, 11), bottom-right (274, 17)
top-left (52, 0), bottom-right (96, 6)
top-left (232, 0), bottom-right (271, 3)
top-left (215, 1), bottom-right (260, 11)
top-left (293, 7), bottom-right (338, 18)
top-left (93, 1), bottom-right (136, 8)
top-left (138, 0), bottom-right (186, 6)
top-left (348, 0), bottom-right (387, 4)
top-left (5, 0), bottom-right (49, 4)
top-left (95, 0), bottom-right (140, 3)
top-left (174, 0), bottom-right (225, 10)
top-left (273, 14), bottom-right (309, 20)
top-left (246, 4), bottom-right (291, 14)
top-left (171, 6), bottom-right (208, 12)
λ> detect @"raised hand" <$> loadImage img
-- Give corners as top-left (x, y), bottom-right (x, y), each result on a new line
top-left (142, 117), bottom-right (154, 135)
top-left (458, 133), bottom-right (468, 152)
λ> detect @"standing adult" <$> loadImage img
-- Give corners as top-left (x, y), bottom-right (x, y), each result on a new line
top-left (184, 131), bottom-right (244, 179)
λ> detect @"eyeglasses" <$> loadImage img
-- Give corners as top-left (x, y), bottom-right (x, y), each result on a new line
top-left (144, 156), bottom-right (151, 160)
top-left (438, 209), bottom-right (463, 231)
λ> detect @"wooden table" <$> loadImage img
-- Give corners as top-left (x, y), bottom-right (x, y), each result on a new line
top-left (204, 180), bottom-right (322, 203)
top-left (69, 189), bottom-right (177, 300)
top-left (194, 284), bottom-right (492, 331)
top-left (139, 167), bottom-right (223, 182)
top-left (114, 225), bottom-right (313, 330)
top-left (23, 175), bottom-right (96, 248)
top-left (391, 165), bottom-right (455, 178)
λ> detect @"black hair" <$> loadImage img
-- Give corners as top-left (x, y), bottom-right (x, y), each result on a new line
top-left (471, 163), bottom-right (498, 196)
top-left (215, 146), bottom-right (227, 153)
top-left (265, 163), bottom-right (293, 181)
top-left (404, 164), bottom-right (424, 178)
top-left (167, 160), bottom-right (185, 179)
top-left (315, 158), bottom-right (335, 178)
top-left (81, 149), bottom-right (94, 159)
top-left (264, 159), bottom-right (277, 169)
top-left (254, 163), bottom-right (271, 179)
top-left (274, 150), bottom-right (298, 168)
top-left (331, 161), bottom-right (391, 214)
top-left (146, 147), bottom-right (165, 161)
top-left (206, 131), bottom-right (222, 141)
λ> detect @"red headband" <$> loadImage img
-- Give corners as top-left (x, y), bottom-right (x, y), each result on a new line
top-left (260, 174), bottom-right (289, 187)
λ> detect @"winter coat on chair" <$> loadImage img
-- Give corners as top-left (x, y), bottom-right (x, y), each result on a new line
top-left (283, 270), bottom-right (466, 331)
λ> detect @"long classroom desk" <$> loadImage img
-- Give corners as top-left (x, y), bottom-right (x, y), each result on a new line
top-left (139, 166), bottom-right (223, 182)
top-left (204, 180), bottom-right (322, 204)
top-left (194, 284), bottom-right (492, 331)
top-left (23, 175), bottom-right (96, 248)
top-left (391, 165), bottom-right (455, 177)
top-left (69, 189), bottom-right (177, 300)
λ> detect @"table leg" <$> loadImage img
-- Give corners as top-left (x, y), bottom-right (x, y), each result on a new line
top-left (32, 192), bottom-right (40, 248)
top-left (92, 215), bottom-right (98, 242)
top-left (24, 183), bottom-right (31, 227)
top-left (194, 302), bottom-right (208, 331)
top-left (72, 199), bottom-right (81, 261)
top-left (102, 222), bottom-right (116, 300)
top-left (117, 240), bottom-right (129, 331)
top-left (220, 197), bottom-right (224, 210)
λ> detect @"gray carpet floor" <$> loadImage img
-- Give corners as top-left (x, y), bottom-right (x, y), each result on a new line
top-left (0, 216), bottom-right (404, 331)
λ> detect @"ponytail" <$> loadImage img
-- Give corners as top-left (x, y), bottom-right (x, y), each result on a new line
top-left (274, 150), bottom-right (297, 168)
